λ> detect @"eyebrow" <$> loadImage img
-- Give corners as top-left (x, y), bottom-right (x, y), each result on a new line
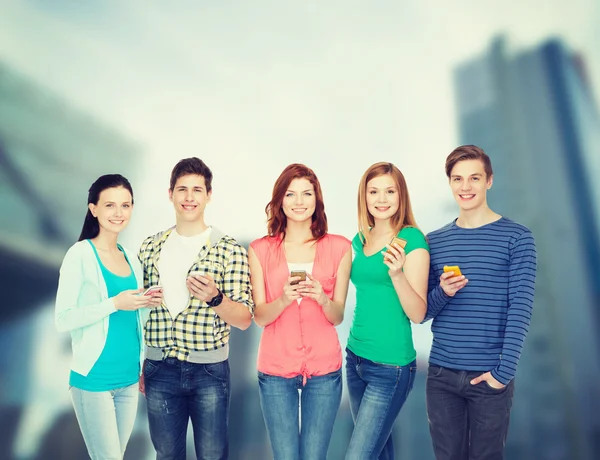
top-left (286, 189), bottom-right (313, 193)
top-left (367, 185), bottom-right (397, 189)
top-left (177, 185), bottom-right (204, 189)
top-left (104, 201), bottom-right (131, 204)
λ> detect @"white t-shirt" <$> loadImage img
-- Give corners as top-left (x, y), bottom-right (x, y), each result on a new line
top-left (288, 261), bottom-right (313, 305)
top-left (159, 227), bottom-right (212, 318)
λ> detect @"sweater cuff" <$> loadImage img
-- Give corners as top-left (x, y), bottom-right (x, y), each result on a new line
top-left (491, 367), bottom-right (513, 386)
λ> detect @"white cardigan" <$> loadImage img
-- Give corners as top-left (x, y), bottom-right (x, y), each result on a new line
top-left (55, 240), bottom-right (148, 376)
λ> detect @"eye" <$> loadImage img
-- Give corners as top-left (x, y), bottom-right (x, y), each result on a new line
top-left (453, 178), bottom-right (461, 182)
top-left (387, 189), bottom-right (396, 194)
top-left (286, 193), bottom-right (294, 197)
top-left (123, 204), bottom-right (131, 208)
top-left (472, 177), bottom-right (479, 181)
top-left (106, 203), bottom-right (113, 207)
top-left (369, 190), bottom-right (377, 195)
top-left (304, 192), bottom-right (313, 196)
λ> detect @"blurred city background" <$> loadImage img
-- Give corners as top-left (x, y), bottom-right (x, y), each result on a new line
top-left (1, 1), bottom-right (599, 459)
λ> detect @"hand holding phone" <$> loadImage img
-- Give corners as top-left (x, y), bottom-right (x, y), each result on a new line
top-left (387, 236), bottom-right (407, 251)
top-left (440, 265), bottom-right (467, 297)
top-left (143, 286), bottom-right (163, 296)
top-left (290, 270), bottom-right (307, 286)
top-left (443, 265), bottom-right (462, 277)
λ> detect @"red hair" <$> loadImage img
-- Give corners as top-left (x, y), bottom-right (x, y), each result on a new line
top-left (265, 164), bottom-right (328, 241)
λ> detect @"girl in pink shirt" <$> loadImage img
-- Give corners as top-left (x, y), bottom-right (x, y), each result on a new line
top-left (249, 164), bottom-right (352, 460)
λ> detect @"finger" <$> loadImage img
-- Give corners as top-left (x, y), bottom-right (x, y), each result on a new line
top-left (440, 272), bottom-right (458, 281)
top-left (305, 273), bottom-right (315, 281)
top-left (192, 275), bottom-right (211, 285)
top-left (470, 374), bottom-right (484, 385)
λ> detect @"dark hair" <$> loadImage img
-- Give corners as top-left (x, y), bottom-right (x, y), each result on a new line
top-left (265, 164), bottom-right (328, 241)
top-left (445, 145), bottom-right (493, 179)
top-left (169, 157), bottom-right (213, 192)
top-left (78, 174), bottom-right (134, 241)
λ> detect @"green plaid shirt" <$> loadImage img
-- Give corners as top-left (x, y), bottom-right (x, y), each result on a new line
top-left (138, 226), bottom-right (253, 361)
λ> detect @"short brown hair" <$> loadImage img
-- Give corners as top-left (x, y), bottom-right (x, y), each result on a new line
top-left (169, 158), bottom-right (213, 192)
top-left (445, 145), bottom-right (493, 179)
top-left (265, 164), bottom-right (328, 241)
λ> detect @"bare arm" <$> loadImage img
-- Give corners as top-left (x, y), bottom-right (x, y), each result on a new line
top-left (384, 244), bottom-right (429, 323)
top-left (300, 248), bottom-right (352, 326)
top-left (250, 247), bottom-right (301, 328)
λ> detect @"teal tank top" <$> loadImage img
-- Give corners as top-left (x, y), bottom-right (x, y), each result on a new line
top-left (69, 240), bottom-right (140, 391)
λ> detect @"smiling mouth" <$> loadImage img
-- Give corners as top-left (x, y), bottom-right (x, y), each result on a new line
top-left (292, 208), bottom-right (307, 213)
top-left (375, 206), bottom-right (391, 212)
top-left (182, 204), bottom-right (197, 211)
top-left (109, 220), bottom-right (125, 224)
top-left (459, 194), bottom-right (475, 200)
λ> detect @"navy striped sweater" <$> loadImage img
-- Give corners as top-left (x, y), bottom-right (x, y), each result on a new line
top-left (425, 217), bottom-right (536, 384)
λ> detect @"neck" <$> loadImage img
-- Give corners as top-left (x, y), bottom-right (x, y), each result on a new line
top-left (91, 231), bottom-right (119, 251)
top-left (284, 219), bottom-right (313, 243)
top-left (176, 218), bottom-right (208, 236)
top-left (370, 217), bottom-right (395, 236)
top-left (456, 205), bottom-right (501, 229)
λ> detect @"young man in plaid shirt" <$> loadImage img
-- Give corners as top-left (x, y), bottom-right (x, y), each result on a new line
top-left (138, 157), bottom-right (253, 460)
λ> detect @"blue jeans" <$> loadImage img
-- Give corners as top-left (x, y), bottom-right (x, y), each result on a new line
top-left (426, 364), bottom-right (515, 460)
top-left (70, 382), bottom-right (139, 460)
top-left (345, 348), bottom-right (417, 460)
top-left (144, 358), bottom-right (230, 460)
top-left (258, 369), bottom-right (342, 460)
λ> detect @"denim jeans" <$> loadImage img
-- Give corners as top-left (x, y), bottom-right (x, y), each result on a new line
top-left (426, 364), bottom-right (515, 460)
top-left (258, 369), bottom-right (342, 460)
top-left (345, 348), bottom-right (417, 460)
top-left (144, 358), bottom-right (230, 460)
top-left (70, 382), bottom-right (139, 460)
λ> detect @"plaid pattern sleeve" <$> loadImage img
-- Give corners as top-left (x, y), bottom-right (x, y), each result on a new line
top-left (222, 239), bottom-right (253, 313)
top-left (141, 230), bottom-right (253, 361)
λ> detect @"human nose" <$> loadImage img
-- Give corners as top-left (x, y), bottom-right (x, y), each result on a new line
top-left (185, 190), bottom-right (194, 201)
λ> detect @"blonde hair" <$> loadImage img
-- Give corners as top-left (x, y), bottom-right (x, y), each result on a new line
top-left (357, 162), bottom-right (418, 245)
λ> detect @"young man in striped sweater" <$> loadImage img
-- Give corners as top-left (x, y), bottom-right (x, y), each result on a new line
top-left (424, 145), bottom-right (537, 460)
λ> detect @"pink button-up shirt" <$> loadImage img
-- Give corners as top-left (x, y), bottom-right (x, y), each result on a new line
top-left (251, 234), bottom-right (351, 383)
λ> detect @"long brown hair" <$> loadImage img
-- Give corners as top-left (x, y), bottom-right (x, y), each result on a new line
top-left (265, 164), bottom-right (328, 241)
top-left (357, 162), bottom-right (418, 245)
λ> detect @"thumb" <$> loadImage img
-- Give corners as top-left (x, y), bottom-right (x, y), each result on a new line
top-left (470, 374), bottom-right (484, 385)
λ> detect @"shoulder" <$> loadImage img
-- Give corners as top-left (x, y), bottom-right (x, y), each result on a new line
top-left (140, 227), bottom-right (171, 250)
top-left (399, 226), bottom-right (429, 253)
top-left (215, 233), bottom-right (249, 258)
top-left (351, 232), bottom-right (363, 251)
top-left (321, 233), bottom-right (352, 250)
top-left (62, 240), bottom-right (91, 262)
top-left (496, 218), bottom-right (535, 251)
top-left (426, 221), bottom-right (455, 241)
top-left (250, 235), bottom-right (278, 253)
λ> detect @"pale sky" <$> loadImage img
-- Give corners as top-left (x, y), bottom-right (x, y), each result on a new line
top-left (1, 0), bottom-right (598, 356)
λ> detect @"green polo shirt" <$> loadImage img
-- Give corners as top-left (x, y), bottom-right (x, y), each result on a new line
top-left (348, 226), bottom-right (429, 366)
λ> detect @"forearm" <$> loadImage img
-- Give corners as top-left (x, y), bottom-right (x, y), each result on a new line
top-left (391, 273), bottom-right (427, 323)
top-left (253, 297), bottom-right (288, 328)
top-left (55, 299), bottom-right (116, 332)
top-left (213, 296), bottom-right (253, 330)
top-left (424, 286), bottom-right (451, 322)
top-left (319, 297), bottom-right (345, 326)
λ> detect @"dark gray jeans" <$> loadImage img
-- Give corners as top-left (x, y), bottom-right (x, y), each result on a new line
top-left (426, 364), bottom-right (515, 460)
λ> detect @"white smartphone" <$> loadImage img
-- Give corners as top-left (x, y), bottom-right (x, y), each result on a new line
top-left (143, 285), bottom-right (163, 296)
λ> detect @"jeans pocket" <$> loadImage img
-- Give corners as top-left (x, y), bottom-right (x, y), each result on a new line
top-left (205, 361), bottom-right (229, 382)
top-left (143, 359), bottom-right (161, 380)
top-left (483, 381), bottom-right (508, 392)
top-left (428, 364), bottom-right (444, 378)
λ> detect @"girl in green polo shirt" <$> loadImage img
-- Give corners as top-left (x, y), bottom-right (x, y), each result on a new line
top-left (345, 162), bottom-right (430, 460)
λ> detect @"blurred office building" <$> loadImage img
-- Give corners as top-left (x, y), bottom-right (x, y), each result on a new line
top-left (454, 37), bottom-right (600, 460)
top-left (0, 61), bottom-right (141, 459)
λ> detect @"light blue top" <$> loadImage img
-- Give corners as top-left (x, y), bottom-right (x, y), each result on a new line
top-left (69, 241), bottom-right (140, 391)
top-left (55, 240), bottom-right (148, 379)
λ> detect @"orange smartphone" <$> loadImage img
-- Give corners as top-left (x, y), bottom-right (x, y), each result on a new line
top-left (290, 270), bottom-right (307, 285)
top-left (443, 265), bottom-right (463, 277)
top-left (386, 236), bottom-right (407, 252)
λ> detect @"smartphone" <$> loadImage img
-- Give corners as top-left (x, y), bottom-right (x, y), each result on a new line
top-left (143, 285), bottom-right (163, 296)
top-left (443, 265), bottom-right (463, 277)
top-left (290, 270), bottom-right (307, 285)
top-left (386, 236), bottom-right (407, 252)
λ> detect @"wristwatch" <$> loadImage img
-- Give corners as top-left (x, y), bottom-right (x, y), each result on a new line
top-left (207, 289), bottom-right (224, 307)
